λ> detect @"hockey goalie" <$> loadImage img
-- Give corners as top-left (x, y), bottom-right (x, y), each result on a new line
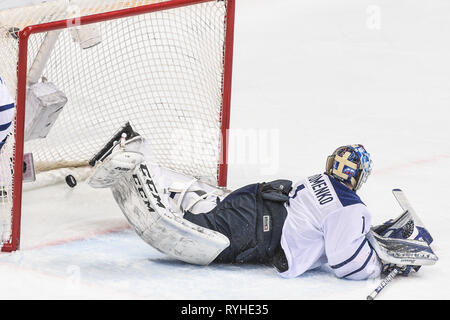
top-left (87, 123), bottom-right (438, 281)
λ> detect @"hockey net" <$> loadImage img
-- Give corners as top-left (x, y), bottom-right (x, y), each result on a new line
top-left (0, 0), bottom-right (235, 251)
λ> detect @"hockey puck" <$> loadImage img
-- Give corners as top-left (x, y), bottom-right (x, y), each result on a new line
top-left (65, 175), bottom-right (77, 188)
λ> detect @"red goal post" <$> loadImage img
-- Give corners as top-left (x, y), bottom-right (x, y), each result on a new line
top-left (1, 0), bottom-right (235, 252)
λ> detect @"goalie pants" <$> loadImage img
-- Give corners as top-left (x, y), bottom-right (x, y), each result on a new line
top-left (183, 180), bottom-right (292, 266)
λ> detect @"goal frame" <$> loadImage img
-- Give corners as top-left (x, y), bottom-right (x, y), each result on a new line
top-left (3, 0), bottom-right (235, 252)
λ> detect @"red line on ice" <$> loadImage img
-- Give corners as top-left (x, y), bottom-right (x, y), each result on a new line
top-left (374, 154), bottom-right (450, 175)
top-left (23, 222), bottom-right (131, 251)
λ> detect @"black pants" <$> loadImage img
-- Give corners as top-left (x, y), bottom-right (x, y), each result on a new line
top-left (183, 180), bottom-right (291, 265)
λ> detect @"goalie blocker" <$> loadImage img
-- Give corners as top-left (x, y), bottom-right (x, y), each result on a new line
top-left (368, 189), bottom-right (438, 276)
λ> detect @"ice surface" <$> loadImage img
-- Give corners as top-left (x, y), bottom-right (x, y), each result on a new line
top-left (0, 0), bottom-right (449, 299)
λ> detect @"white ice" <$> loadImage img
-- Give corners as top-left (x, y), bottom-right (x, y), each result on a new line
top-left (0, 0), bottom-right (449, 299)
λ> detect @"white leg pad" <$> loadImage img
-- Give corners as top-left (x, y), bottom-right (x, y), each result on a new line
top-left (111, 162), bottom-right (230, 265)
top-left (88, 150), bottom-right (144, 188)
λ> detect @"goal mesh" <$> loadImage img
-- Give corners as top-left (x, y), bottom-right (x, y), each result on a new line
top-left (0, 0), bottom-right (234, 251)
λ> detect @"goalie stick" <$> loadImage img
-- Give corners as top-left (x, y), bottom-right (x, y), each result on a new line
top-left (366, 189), bottom-right (437, 300)
top-left (88, 122), bottom-right (140, 167)
top-left (392, 189), bottom-right (433, 244)
top-left (366, 268), bottom-right (399, 300)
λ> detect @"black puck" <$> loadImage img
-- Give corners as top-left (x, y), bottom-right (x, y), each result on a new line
top-left (65, 175), bottom-right (77, 188)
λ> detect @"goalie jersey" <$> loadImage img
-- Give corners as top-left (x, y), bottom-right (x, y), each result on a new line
top-left (0, 77), bottom-right (15, 150)
top-left (280, 173), bottom-right (382, 280)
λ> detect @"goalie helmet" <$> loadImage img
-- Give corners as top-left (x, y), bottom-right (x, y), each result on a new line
top-left (325, 144), bottom-right (373, 191)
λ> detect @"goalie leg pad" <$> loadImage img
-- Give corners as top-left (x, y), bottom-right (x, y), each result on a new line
top-left (88, 150), bottom-right (143, 188)
top-left (111, 161), bottom-right (230, 265)
top-left (25, 82), bottom-right (67, 141)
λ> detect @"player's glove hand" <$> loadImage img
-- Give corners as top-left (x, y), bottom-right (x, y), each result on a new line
top-left (381, 263), bottom-right (420, 276)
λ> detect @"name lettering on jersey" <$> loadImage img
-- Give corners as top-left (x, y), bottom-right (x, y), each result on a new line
top-left (308, 174), bottom-right (333, 205)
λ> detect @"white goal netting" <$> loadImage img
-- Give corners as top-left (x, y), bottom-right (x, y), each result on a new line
top-left (0, 0), bottom-right (234, 250)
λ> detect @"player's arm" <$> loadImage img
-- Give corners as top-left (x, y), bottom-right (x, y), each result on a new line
top-left (323, 205), bottom-right (382, 280)
top-left (0, 77), bottom-right (15, 150)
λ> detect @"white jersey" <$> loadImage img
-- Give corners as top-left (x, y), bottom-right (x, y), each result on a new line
top-left (0, 77), bottom-right (15, 149)
top-left (280, 173), bottom-right (382, 280)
